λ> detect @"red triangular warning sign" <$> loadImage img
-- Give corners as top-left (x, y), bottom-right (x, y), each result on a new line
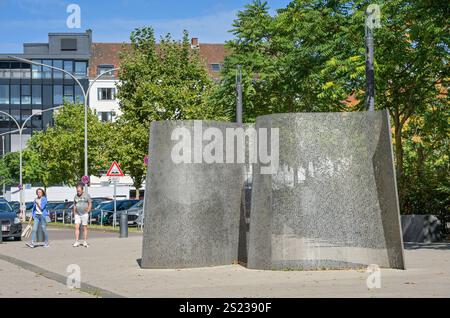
top-left (106, 161), bottom-right (124, 177)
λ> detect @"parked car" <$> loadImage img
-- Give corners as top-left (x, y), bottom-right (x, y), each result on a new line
top-left (47, 201), bottom-right (65, 221)
top-left (117, 200), bottom-right (143, 226)
top-left (24, 202), bottom-right (34, 221)
top-left (51, 202), bottom-right (73, 223)
top-left (107, 200), bottom-right (141, 225)
top-left (0, 200), bottom-right (22, 241)
top-left (91, 200), bottom-right (139, 225)
top-left (9, 201), bottom-right (20, 214)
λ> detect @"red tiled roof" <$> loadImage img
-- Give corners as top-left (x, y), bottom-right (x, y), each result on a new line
top-left (89, 41), bottom-right (229, 80)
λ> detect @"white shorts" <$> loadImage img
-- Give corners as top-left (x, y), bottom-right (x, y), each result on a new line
top-left (74, 214), bottom-right (89, 226)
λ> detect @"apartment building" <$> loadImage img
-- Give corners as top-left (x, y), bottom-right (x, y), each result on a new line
top-left (0, 30), bottom-right (228, 155)
top-left (0, 31), bottom-right (92, 154)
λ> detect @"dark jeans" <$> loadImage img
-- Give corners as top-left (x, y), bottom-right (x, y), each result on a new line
top-left (31, 214), bottom-right (49, 244)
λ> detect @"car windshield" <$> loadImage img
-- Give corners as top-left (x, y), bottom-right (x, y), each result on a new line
top-left (119, 200), bottom-right (139, 210)
top-left (130, 201), bottom-right (143, 209)
top-left (47, 202), bottom-right (61, 209)
top-left (92, 200), bottom-right (109, 209)
top-left (98, 202), bottom-right (114, 211)
top-left (0, 201), bottom-right (13, 212)
top-left (10, 202), bottom-right (20, 209)
top-left (54, 203), bottom-right (67, 209)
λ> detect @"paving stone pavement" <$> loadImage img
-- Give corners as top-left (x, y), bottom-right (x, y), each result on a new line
top-left (0, 228), bottom-right (449, 298)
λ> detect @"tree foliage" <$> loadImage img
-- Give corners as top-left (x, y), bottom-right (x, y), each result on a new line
top-left (116, 27), bottom-right (229, 189)
top-left (213, 0), bottom-right (449, 214)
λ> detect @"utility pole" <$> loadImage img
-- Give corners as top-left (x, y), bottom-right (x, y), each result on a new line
top-left (236, 65), bottom-right (243, 124)
top-left (2, 135), bottom-right (5, 197)
top-left (365, 4), bottom-right (381, 111)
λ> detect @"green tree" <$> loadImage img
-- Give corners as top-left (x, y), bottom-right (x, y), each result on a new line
top-left (213, 0), bottom-right (449, 212)
top-left (25, 102), bottom-right (114, 186)
top-left (116, 27), bottom-right (229, 189)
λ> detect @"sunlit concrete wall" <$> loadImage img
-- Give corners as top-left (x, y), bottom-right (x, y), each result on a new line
top-left (247, 110), bottom-right (405, 270)
top-left (141, 120), bottom-right (245, 269)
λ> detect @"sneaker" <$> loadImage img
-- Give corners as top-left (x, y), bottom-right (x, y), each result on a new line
top-left (43, 243), bottom-right (50, 248)
top-left (82, 241), bottom-right (89, 248)
top-left (26, 242), bottom-right (35, 248)
top-left (73, 241), bottom-right (80, 247)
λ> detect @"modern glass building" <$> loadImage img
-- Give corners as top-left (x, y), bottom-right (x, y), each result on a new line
top-left (0, 31), bottom-right (91, 154)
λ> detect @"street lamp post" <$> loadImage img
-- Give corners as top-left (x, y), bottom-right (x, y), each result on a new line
top-left (8, 56), bottom-right (119, 193)
top-left (236, 65), bottom-right (243, 124)
top-left (0, 106), bottom-right (62, 220)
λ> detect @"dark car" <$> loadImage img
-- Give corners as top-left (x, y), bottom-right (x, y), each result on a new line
top-left (91, 200), bottom-right (139, 225)
top-left (9, 201), bottom-right (20, 213)
top-left (0, 200), bottom-right (22, 241)
top-left (106, 200), bottom-right (141, 225)
top-left (65, 198), bottom-right (111, 224)
top-left (46, 201), bottom-right (65, 221)
top-left (51, 202), bottom-right (73, 223)
top-left (112, 200), bottom-right (143, 226)
top-left (24, 202), bottom-right (34, 221)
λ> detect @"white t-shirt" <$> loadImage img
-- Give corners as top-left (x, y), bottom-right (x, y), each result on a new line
top-left (35, 198), bottom-right (42, 215)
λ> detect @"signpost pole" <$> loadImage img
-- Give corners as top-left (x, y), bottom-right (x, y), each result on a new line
top-left (113, 180), bottom-right (117, 228)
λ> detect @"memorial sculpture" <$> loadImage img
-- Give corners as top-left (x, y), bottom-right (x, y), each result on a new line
top-left (142, 110), bottom-right (405, 270)
top-left (247, 110), bottom-right (405, 270)
top-left (141, 120), bottom-right (245, 268)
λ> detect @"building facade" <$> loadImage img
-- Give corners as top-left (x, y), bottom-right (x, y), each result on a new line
top-left (0, 31), bottom-right (228, 151)
top-left (0, 31), bottom-right (92, 154)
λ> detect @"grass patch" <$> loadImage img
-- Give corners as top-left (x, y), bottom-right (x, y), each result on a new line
top-left (47, 222), bottom-right (143, 233)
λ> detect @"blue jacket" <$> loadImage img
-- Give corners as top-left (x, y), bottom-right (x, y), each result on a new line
top-left (32, 196), bottom-right (48, 218)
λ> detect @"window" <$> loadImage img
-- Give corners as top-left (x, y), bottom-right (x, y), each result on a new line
top-left (98, 111), bottom-right (116, 122)
top-left (53, 60), bottom-right (63, 79)
top-left (43, 85), bottom-right (52, 105)
top-left (97, 64), bottom-right (115, 76)
top-left (98, 88), bottom-right (116, 101)
top-left (32, 60), bottom-right (42, 79)
top-left (21, 85), bottom-right (31, 105)
top-left (63, 61), bottom-right (73, 79)
top-left (210, 63), bottom-right (222, 72)
top-left (54, 85), bottom-right (63, 105)
top-left (11, 85), bottom-right (20, 105)
top-left (21, 109), bottom-right (32, 123)
top-left (0, 61), bottom-right (10, 79)
top-left (75, 61), bottom-right (87, 78)
top-left (75, 86), bottom-right (84, 103)
top-left (64, 85), bottom-right (74, 103)
top-left (42, 60), bottom-right (52, 79)
top-left (61, 38), bottom-right (77, 51)
top-left (0, 85), bottom-right (9, 104)
top-left (32, 85), bottom-right (42, 105)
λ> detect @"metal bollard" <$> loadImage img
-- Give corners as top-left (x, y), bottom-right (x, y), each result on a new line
top-left (119, 211), bottom-right (128, 238)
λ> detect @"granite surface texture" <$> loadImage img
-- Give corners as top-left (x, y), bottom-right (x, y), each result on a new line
top-left (247, 110), bottom-right (405, 270)
top-left (141, 121), bottom-right (245, 268)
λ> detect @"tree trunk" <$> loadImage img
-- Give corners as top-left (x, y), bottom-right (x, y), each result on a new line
top-left (392, 108), bottom-right (405, 212)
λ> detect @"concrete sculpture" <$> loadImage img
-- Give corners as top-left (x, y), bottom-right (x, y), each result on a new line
top-left (141, 120), bottom-right (245, 268)
top-left (247, 110), bottom-right (405, 270)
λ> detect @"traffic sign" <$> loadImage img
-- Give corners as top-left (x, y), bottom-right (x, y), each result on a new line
top-left (82, 175), bottom-right (90, 184)
top-left (144, 155), bottom-right (149, 166)
top-left (106, 161), bottom-right (124, 177)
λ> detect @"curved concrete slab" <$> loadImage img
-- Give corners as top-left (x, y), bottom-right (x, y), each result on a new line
top-left (248, 110), bottom-right (405, 270)
top-left (141, 120), bottom-right (245, 269)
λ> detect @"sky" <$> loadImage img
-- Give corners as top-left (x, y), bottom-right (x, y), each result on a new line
top-left (0, 0), bottom-right (292, 53)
